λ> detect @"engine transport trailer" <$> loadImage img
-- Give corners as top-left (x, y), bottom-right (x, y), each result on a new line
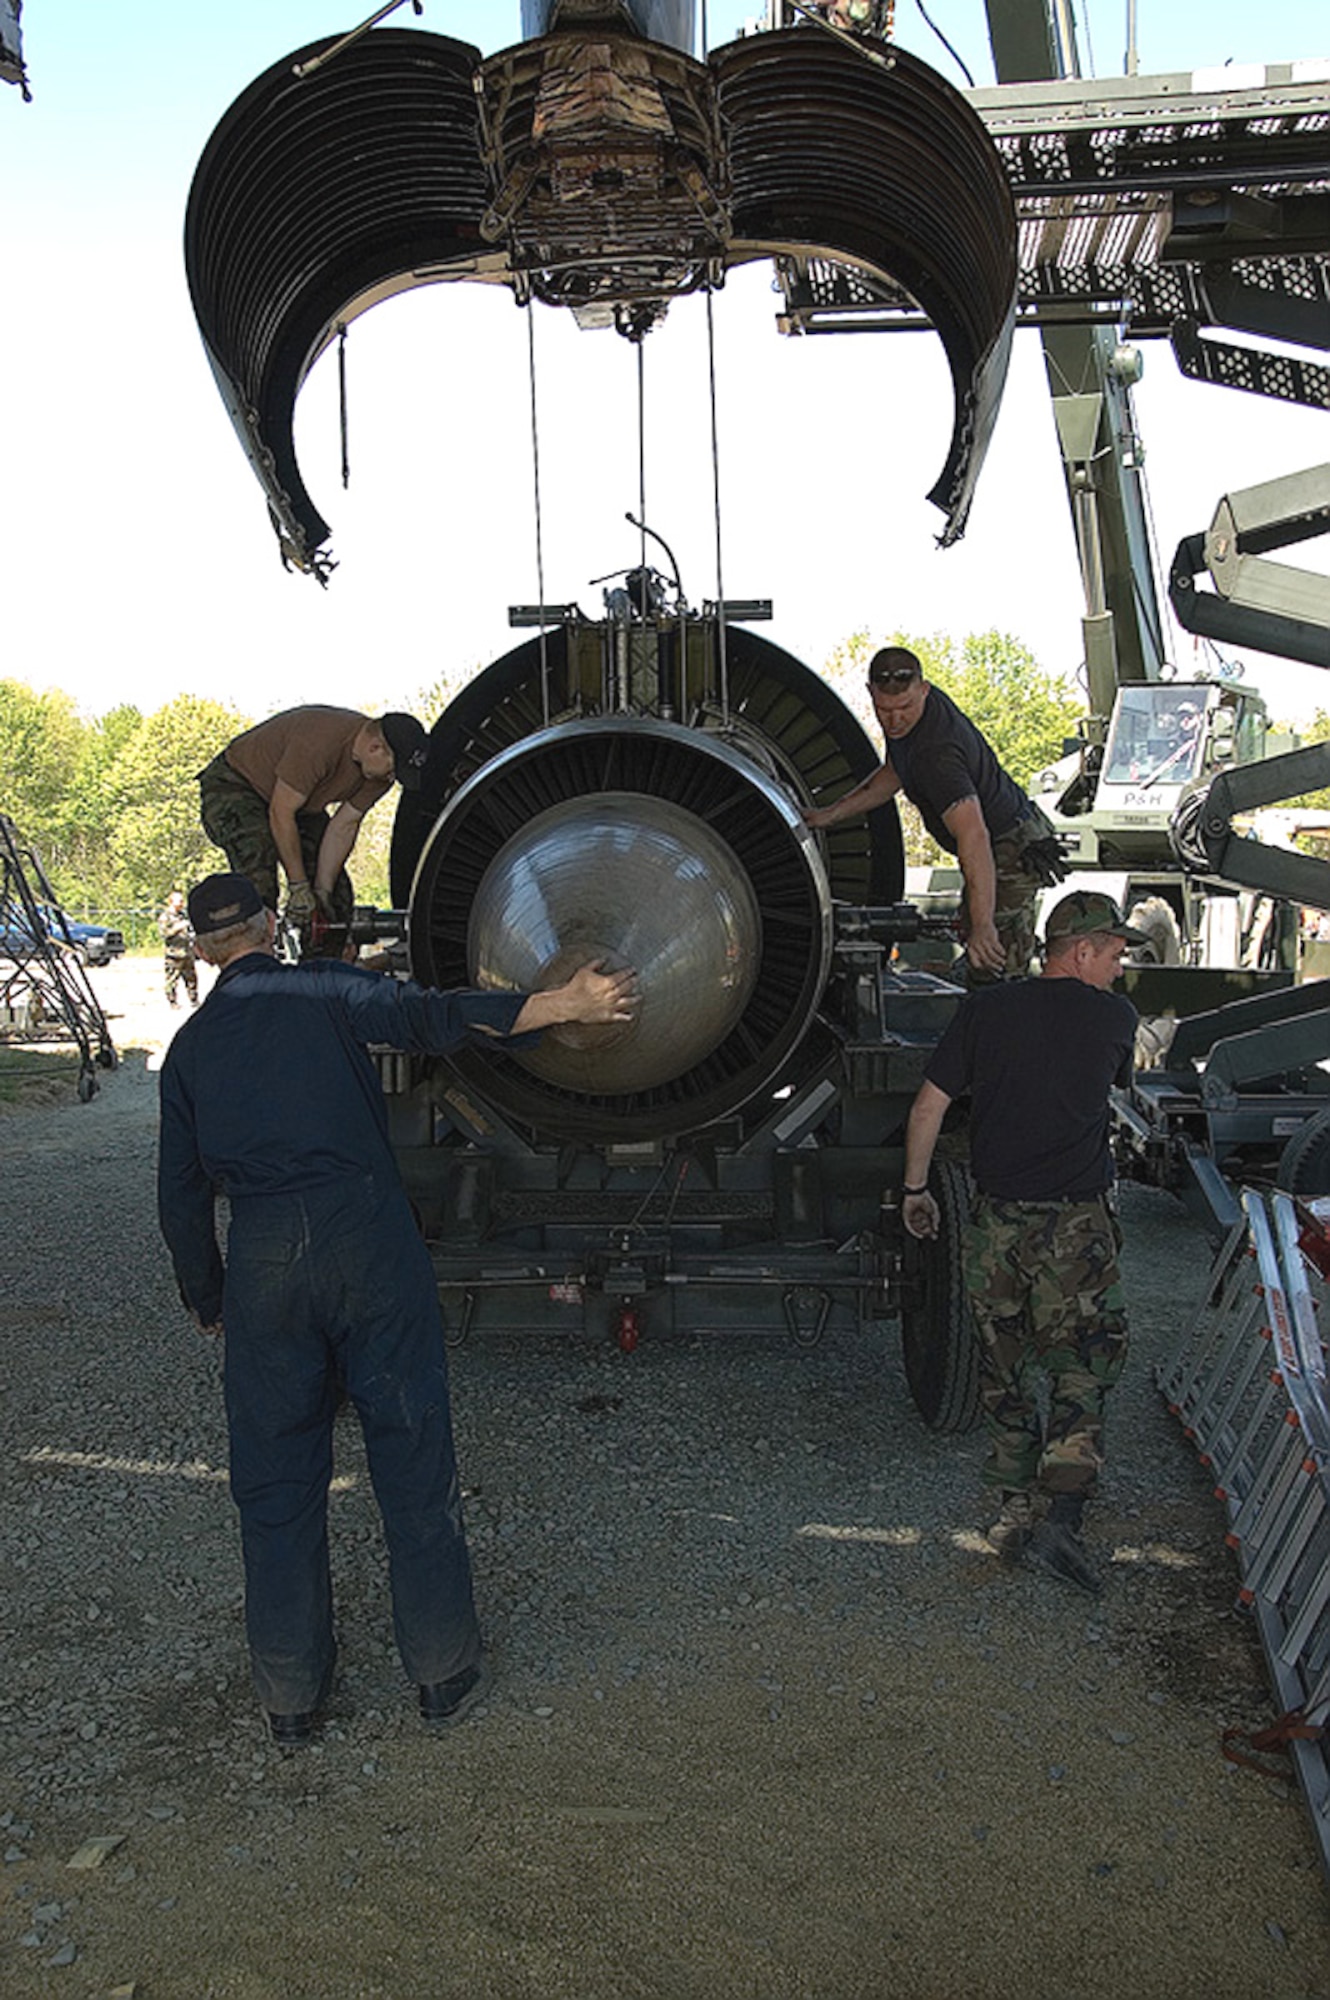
top-left (375, 587), bottom-right (980, 1424)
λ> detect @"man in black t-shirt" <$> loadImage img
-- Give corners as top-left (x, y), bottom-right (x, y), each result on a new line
top-left (803, 646), bottom-right (1065, 981)
top-left (900, 889), bottom-right (1145, 1593)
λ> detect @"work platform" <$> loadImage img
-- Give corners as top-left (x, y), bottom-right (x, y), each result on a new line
top-left (778, 62), bottom-right (1330, 411)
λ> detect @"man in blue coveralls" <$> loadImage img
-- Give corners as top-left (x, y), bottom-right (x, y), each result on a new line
top-left (157, 872), bottom-right (638, 1747)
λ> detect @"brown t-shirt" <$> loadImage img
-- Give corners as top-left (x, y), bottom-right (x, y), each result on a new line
top-left (223, 707), bottom-right (390, 815)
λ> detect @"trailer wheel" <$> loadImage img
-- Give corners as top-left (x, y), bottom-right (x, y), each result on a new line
top-left (1278, 1107), bottom-right (1330, 1196)
top-left (1126, 895), bottom-right (1181, 966)
top-left (900, 1158), bottom-right (981, 1433)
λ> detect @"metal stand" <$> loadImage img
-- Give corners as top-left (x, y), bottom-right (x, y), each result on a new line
top-left (1158, 1188), bottom-right (1330, 1878)
top-left (0, 816), bottom-right (116, 1100)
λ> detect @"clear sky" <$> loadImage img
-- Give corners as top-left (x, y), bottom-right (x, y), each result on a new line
top-left (2, 0), bottom-right (1327, 730)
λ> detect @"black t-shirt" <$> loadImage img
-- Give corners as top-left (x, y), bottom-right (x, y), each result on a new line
top-left (886, 684), bottom-right (1028, 853)
top-left (925, 977), bottom-right (1137, 1200)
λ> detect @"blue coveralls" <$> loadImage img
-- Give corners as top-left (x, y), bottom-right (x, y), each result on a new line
top-left (157, 952), bottom-right (526, 1714)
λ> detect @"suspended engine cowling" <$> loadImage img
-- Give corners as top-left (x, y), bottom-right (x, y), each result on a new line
top-left (384, 601), bottom-right (973, 1429)
top-left (184, 18), bottom-right (1016, 574)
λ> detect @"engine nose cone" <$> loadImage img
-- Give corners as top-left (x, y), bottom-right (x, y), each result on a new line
top-left (469, 791), bottom-right (761, 1094)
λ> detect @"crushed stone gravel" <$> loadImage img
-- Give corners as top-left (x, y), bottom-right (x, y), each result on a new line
top-left (1, 956), bottom-right (1328, 1999)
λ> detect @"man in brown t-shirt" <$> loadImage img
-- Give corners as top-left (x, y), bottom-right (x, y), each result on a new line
top-left (199, 707), bottom-right (429, 930)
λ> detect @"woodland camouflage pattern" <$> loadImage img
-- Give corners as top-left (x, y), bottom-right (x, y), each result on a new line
top-left (963, 804), bottom-right (1064, 985)
top-left (963, 1194), bottom-right (1128, 1498)
top-left (199, 754), bottom-right (353, 924)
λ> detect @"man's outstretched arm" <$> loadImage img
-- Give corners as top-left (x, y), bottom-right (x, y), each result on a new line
top-left (943, 795), bottom-right (1003, 975)
top-left (323, 958), bottom-right (640, 1054)
top-left (510, 962), bottom-right (638, 1035)
top-left (803, 762), bottom-right (902, 830)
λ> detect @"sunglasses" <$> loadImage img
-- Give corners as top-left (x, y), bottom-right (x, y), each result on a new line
top-left (868, 668), bottom-right (920, 691)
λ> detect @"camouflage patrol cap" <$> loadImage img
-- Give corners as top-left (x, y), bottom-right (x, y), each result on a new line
top-left (1044, 889), bottom-right (1150, 946)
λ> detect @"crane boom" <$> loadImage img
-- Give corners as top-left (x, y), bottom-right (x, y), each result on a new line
top-left (983, 0), bottom-right (1167, 713)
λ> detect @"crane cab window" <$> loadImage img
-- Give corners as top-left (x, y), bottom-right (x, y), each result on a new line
top-left (1103, 687), bottom-right (1207, 786)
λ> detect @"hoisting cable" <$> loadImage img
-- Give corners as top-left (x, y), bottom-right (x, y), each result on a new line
top-left (1076, 0), bottom-right (1097, 79)
top-left (705, 286), bottom-right (730, 725)
top-left (636, 338), bottom-right (649, 614)
top-left (911, 0), bottom-right (975, 87)
top-left (293, 0), bottom-right (423, 80)
top-left (337, 324), bottom-right (350, 490)
top-left (785, 1), bottom-right (896, 72)
top-left (526, 301), bottom-right (551, 727)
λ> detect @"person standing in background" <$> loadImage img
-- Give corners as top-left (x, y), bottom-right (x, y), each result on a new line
top-left (158, 891), bottom-right (198, 1008)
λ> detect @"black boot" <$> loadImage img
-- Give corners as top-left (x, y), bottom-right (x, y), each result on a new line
top-left (266, 1650), bottom-right (336, 1749)
top-left (1030, 1494), bottom-right (1102, 1595)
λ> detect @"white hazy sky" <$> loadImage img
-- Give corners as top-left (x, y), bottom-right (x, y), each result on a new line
top-left (1, 0), bottom-right (1327, 730)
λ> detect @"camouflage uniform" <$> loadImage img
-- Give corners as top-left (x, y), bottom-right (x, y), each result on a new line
top-left (159, 904), bottom-right (198, 1006)
top-left (963, 1192), bottom-right (1128, 1500)
top-left (198, 754), bottom-right (354, 927)
top-left (964, 803), bottom-right (1064, 987)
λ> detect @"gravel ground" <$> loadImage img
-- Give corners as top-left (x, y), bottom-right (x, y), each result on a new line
top-left (1, 957), bottom-right (1328, 2000)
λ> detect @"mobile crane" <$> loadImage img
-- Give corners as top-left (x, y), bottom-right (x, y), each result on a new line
top-left (771, 0), bottom-right (1330, 973)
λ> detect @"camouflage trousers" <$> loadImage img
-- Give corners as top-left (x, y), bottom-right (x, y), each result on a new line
top-left (198, 754), bottom-right (353, 924)
top-left (163, 950), bottom-right (197, 1004)
top-left (963, 1193), bottom-right (1129, 1501)
top-left (961, 803), bottom-right (1055, 987)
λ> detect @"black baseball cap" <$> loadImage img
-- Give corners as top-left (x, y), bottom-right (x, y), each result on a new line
top-left (187, 873), bottom-right (265, 936)
top-left (380, 712), bottom-right (429, 790)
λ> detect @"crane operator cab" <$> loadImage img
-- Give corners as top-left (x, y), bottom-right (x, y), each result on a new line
top-left (1040, 679), bottom-right (1280, 871)
top-left (1025, 676), bottom-right (1300, 973)
top-left (1103, 686), bottom-right (1211, 790)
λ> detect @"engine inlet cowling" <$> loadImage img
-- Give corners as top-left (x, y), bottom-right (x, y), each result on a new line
top-left (409, 716), bottom-right (833, 1141)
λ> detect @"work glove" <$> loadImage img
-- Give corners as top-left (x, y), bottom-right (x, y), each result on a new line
top-left (284, 881), bottom-right (317, 924)
top-left (1021, 836), bottom-right (1069, 888)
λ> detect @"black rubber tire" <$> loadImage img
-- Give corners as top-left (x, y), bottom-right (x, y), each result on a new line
top-left (76, 1070), bottom-right (97, 1103)
top-left (1278, 1106), bottom-right (1330, 1196)
top-left (1126, 894), bottom-right (1181, 966)
top-left (900, 1158), bottom-right (981, 1433)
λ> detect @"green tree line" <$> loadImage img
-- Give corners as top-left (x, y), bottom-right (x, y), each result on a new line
top-left (0, 666), bottom-right (485, 943)
top-left (0, 684), bottom-right (381, 942)
top-left (0, 633), bottom-right (1081, 938)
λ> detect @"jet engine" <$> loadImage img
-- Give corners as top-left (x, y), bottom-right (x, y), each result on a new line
top-left (381, 585), bottom-right (977, 1431)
